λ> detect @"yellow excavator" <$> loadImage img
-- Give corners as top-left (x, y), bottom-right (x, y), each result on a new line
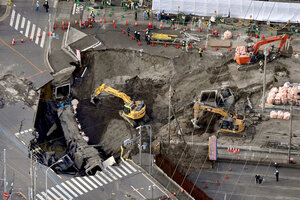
top-left (192, 102), bottom-right (246, 136)
top-left (91, 84), bottom-right (146, 127)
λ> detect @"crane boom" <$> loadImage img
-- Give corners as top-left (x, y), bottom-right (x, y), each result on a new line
top-left (92, 84), bottom-right (133, 104)
top-left (252, 34), bottom-right (288, 55)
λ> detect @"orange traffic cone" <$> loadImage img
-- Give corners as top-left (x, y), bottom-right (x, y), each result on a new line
top-left (75, 20), bottom-right (78, 24)
top-left (135, 22), bottom-right (137, 26)
top-left (114, 24), bottom-right (116, 28)
top-left (11, 38), bottom-right (15, 45)
top-left (294, 51), bottom-right (297, 55)
top-left (29, 37), bottom-right (32, 41)
top-left (229, 47), bottom-right (231, 51)
top-left (164, 43), bottom-right (167, 47)
top-left (122, 29), bottom-right (125, 34)
top-left (233, 150), bottom-right (236, 154)
top-left (48, 31), bottom-right (50, 36)
top-left (21, 38), bottom-right (24, 43)
top-left (100, 19), bottom-right (103, 23)
top-left (216, 46), bottom-right (219, 51)
top-left (205, 184), bottom-right (208, 188)
top-left (217, 180), bottom-right (220, 185)
top-left (53, 24), bottom-right (57, 29)
top-left (199, 28), bottom-right (201, 32)
top-left (190, 45), bottom-right (192, 49)
top-left (173, 192), bottom-right (176, 196)
top-left (229, 168), bottom-right (232, 172)
top-left (125, 21), bottom-right (128, 26)
top-left (63, 25), bottom-right (65, 30)
top-left (262, 34), bottom-right (265, 39)
top-left (226, 175), bottom-right (229, 179)
top-left (181, 188), bottom-right (184, 193)
top-left (227, 147), bottom-right (230, 151)
top-left (104, 19), bottom-right (106, 23)
top-left (256, 34), bottom-right (259, 38)
top-left (177, 44), bottom-right (180, 49)
top-left (203, 45), bottom-right (206, 50)
top-left (138, 41), bottom-right (141, 46)
top-left (130, 36), bottom-right (133, 40)
top-left (160, 23), bottom-right (162, 29)
top-left (237, 149), bottom-right (240, 153)
top-left (112, 19), bottom-right (115, 24)
top-left (152, 42), bottom-right (154, 46)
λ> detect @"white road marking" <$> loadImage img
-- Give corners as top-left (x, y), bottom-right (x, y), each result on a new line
top-left (36, 194), bottom-right (45, 200)
top-left (62, 182), bottom-right (80, 196)
top-left (9, 9), bottom-right (15, 27)
top-left (83, 176), bottom-right (98, 188)
top-left (90, 175), bottom-right (103, 186)
top-left (41, 191), bottom-right (52, 200)
top-left (96, 173), bottom-right (108, 184)
top-left (51, 187), bottom-right (67, 200)
top-left (65, 181), bottom-right (83, 195)
top-left (21, 140), bottom-right (26, 145)
top-left (46, 189), bottom-right (59, 200)
top-left (25, 20), bottom-right (31, 37)
top-left (104, 169), bottom-right (118, 180)
top-left (107, 165), bottom-right (122, 178)
top-left (40, 31), bottom-right (46, 48)
top-left (120, 163), bottom-right (132, 174)
top-left (116, 166), bottom-right (127, 176)
top-left (72, 3), bottom-right (76, 15)
top-left (35, 27), bottom-right (41, 44)
top-left (99, 171), bottom-right (112, 182)
top-left (142, 173), bottom-right (168, 196)
top-left (14, 13), bottom-right (21, 30)
top-left (71, 178), bottom-right (88, 193)
top-left (131, 185), bottom-right (147, 199)
top-left (56, 185), bottom-right (74, 199)
top-left (76, 177), bottom-right (93, 190)
top-left (20, 16), bottom-right (26, 34)
top-left (30, 24), bottom-right (36, 40)
top-left (29, 128), bottom-right (33, 131)
top-left (15, 133), bottom-right (19, 138)
top-left (124, 161), bottom-right (137, 172)
top-left (24, 130), bottom-right (28, 133)
top-left (20, 131), bottom-right (24, 134)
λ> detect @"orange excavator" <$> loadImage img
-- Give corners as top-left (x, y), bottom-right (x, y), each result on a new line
top-left (235, 34), bottom-right (289, 67)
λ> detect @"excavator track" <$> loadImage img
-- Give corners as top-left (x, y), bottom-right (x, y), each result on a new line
top-left (119, 111), bottom-right (137, 127)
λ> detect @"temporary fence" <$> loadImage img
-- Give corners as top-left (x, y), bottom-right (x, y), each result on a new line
top-left (152, 0), bottom-right (300, 23)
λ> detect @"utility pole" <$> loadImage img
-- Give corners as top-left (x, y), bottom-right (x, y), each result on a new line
top-left (168, 85), bottom-right (172, 145)
top-left (136, 126), bottom-right (142, 166)
top-left (3, 149), bottom-right (7, 195)
top-left (288, 98), bottom-right (293, 163)
top-left (30, 150), bottom-right (34, 200)
top-left (262, 47), bottom-right (268, 113)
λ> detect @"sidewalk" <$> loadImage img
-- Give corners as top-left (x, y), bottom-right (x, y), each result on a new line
top-left (132, 153), bottom-right (195, 200)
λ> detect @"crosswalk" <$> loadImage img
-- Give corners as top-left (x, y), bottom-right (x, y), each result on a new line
top-left (36, 161), bottom-right (139, 200)
top-left (9, 9), bottom-right (46, 48)
top-left (14, 128), bottom-right (35, 146)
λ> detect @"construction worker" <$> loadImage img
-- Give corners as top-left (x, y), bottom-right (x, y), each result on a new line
top-left (198, 48), bottom-right (203, 57)
top-left (137, 32), bottom-right (141, 42)
top-left (90, 9), bottom-right (95, 22)
top-left (146, 9), bottom-right (150, 19)
top-left (143, 10), bottom-right (146, 20)
top-left (43, 0), bottom-right (49, 12)
top-left (36, 0), bottom-right (39, 11)
top-left (135, 10), bottom-right (137, 21)
top-left (146, 35), bottom-right (151, 44)
top-left (274, 162), bottom-right (279, 169)
top-left (255, 174), bottom-right (260, 184)
top-left (274, 170), bottom-right (279, 182)
top-left (185, 43), bottom-right (189, 52)
top-left (127, 27), bottom-right (130, 36)
top-left (134, 31), bottom-right (137, 40)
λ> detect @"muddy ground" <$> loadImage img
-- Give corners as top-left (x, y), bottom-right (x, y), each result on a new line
top-left (72, 45), bottom-right (300, 162)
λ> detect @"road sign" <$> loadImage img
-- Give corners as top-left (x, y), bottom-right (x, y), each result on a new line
top-left (3, 192), bottom-right (8, 198)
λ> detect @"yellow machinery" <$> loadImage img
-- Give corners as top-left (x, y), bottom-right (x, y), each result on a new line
top-left (192, 102), bottom-right (246, 135)
top-left (151, 33), bottom-right (178, 42)
top-left (91, 84), bottom-right (146, 127)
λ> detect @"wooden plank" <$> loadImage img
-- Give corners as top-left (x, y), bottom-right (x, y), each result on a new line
top-left (208, 38), bottom-right (231, 48)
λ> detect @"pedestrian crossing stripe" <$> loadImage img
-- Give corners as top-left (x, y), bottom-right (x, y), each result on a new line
top-left (124, 161), bottom-right (137, 172)
top-left (37, 163), bottom-right (139, 199)
top-left (60, 183), bottom-right (78, 197)
top-left (83, 176), bottom-right (98, 188)
top-left (9, 9), bottom-right (47, 49)
top-left (51, 187), bottom-right (68, 200)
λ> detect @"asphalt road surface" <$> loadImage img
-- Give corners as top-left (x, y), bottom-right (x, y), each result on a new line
top-left (188, 162), bottom-right (300, 200)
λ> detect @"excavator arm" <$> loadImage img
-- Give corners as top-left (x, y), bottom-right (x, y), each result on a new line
top-left (193, 102), bottom-right (232, 120)
top-left (252, 34), bottom-right (288, 55)
top-left (91, 84), bottom-right (133, 104)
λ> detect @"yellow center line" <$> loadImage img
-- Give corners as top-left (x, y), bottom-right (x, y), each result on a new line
top-left (0, 37), bottom-right (43, 72)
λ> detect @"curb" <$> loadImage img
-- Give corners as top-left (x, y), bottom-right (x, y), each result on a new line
top-left (0, 5), bottom-right (11, 22)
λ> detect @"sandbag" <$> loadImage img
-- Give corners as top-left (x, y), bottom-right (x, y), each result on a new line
top-left (277, 111), bottom-right (284, 119)
top-left (283, 112), bottom-right (291, 120)
top-left (270, 110), bottom-right (278, 119)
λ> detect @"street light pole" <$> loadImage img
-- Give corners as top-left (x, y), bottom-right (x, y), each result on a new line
top-left (146, 125), bottom-right (152, 175)
top-left (3, 149), bottom-right (6, 194)
top-left (288, 98), bottom-right (293, 163)
top-left (262, 47), bottom-right (268, 113)
top-left (46, 160), bottom-right (63, 200)
top-left (48, 13), bottom-right (52, 55)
